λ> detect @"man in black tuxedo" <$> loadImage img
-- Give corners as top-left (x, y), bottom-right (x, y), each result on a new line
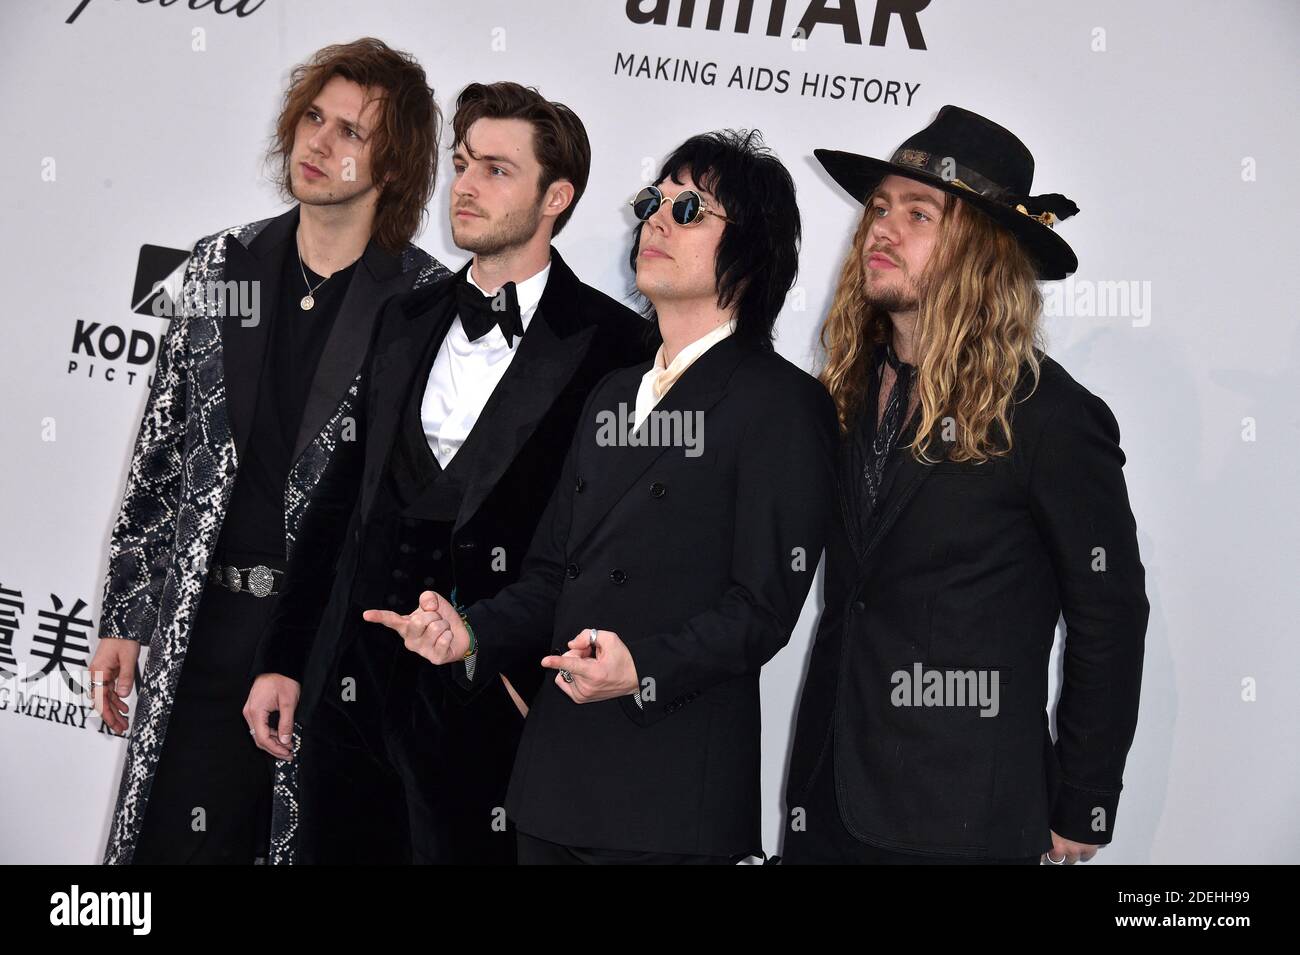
top-left (370, 130), bottom-right (837, 864)
top-left (783, 106), bottom-right (1148, 865)
top-left (244, 82), bottom-right (651, 863)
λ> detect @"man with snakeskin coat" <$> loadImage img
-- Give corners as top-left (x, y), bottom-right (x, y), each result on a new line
top-left (91, 38), bottom-right (448, 864)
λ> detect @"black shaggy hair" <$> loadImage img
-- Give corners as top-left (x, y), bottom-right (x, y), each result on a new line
top-left (629, 129), bottom-right (801, 350)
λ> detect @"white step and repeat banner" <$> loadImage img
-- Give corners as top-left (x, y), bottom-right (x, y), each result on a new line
top-left (1, 0), bottom-right (1296, 864)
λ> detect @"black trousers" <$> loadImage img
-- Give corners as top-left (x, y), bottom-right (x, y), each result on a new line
top-left (132, 580), bottom-right (276, 865)
top-left (296, 608), bottom-right (525, 864)
top-left (517, 830), bottom-right (744, 865)
top-left (782, 747), bottom-right (1041, 865)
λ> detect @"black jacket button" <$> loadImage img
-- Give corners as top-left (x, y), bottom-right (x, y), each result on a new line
top-left (392, 568), bottom-right (407, 581)
top-left (386, 594), bottom-right (399, 607)
top-left (852, 600), bottom-right (866, 612)
top-left (399, 543), bottom-right (412, 554)
top-left (423, 576), bottom-right (435, 587)
top-left (609, 569), bottom-right (627, 585)
top-left (649, 482), bottom-right (665, 498)
top-left (431, 549), bottom-right (443, 561)
top-left (566, 563), bottom-right (580, 579)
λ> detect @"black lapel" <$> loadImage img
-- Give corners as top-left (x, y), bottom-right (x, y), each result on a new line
top-left (857, 448), bottom-right (934, 567)
top-left (837, 360), bottom-right (937, 571)
top-left (565, 333), bottom-right (745, 554)
top-left (848, 358), bottom-right (1037, 573)
top-left (453, 249), bottom-right (597, 530)
top-left (290, 231), bottom-right (425, 463)
top-left (358, 266), bottom-right (464, 521)
top-left (220, 206), bottom-right (297, 460)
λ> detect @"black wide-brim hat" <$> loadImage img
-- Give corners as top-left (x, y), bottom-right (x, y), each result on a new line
top-left (815, 105), bottom-right (1080, 279)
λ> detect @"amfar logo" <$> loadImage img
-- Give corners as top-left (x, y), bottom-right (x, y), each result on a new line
top-left (49, 885), bottom-right (151, 935)
top-left (625, 0), bottom-right (930, 48)
top-left (67, 244), bottom-right (188, 387)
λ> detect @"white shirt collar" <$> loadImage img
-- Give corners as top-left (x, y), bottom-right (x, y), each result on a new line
top-left (653, 316), bottom-right (738, 374)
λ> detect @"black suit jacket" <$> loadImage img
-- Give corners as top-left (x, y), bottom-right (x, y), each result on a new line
top-left (785, 355), bottom-right (1148, 859)
top-left (218, 205), bottom-right (436, 471)
top-left (457, 333), bottom-right (838, 857)
top-left (254, 248), bottom-right (653, 723)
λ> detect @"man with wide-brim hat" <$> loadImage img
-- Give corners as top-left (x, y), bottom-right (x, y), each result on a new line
top-left (784, 106), bottom-right (1148, 865)
top-left (813, 104), bottom-right (1082, 280)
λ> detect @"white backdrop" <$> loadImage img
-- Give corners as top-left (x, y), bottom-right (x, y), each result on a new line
top-left (1, 0), bottom-right (1296, 864)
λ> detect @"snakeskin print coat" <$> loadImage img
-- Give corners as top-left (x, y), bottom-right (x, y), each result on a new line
top-left (99, 207), bottom-right (448, 864)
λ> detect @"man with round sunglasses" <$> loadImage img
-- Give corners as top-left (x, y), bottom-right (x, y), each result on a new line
top-left (368, 129), bottom-right (837, 864)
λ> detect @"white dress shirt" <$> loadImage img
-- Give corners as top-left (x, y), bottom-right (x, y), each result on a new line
top-left (420, 260), bottom-right (551, 467)
top-left (633, 317), bottom-right (737, 430)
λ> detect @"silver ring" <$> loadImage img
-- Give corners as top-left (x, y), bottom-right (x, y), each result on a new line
top-left (560, 669), bottom-right (574, 684)
top-left (1045, 851), bottom-right (1068, 865)
top-left (589, 628), bottom-right (598, 652)
top-left (89, 680), bottom-right (106, 687)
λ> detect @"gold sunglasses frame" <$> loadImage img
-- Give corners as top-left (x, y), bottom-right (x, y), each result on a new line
top-left (628, 186), bottom-right (732, 226)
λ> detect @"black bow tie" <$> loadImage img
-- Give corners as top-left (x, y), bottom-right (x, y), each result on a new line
top-left (454, 275), bottom-right (524, 348)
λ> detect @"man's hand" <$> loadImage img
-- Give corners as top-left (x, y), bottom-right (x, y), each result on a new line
top-left (1041, 830), bottom-right (1100, 865)
top-left (88, 637), bottom-right (140, 735)
top-left (541, 630), bottom-right (639, 703)
top-left (364, 590), bottom-right (471, 665)
top-left (244, 673), bottom-right (300, 761)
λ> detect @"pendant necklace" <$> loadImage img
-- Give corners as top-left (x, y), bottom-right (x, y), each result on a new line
top-left (298, 250), bottom-right (330, 310)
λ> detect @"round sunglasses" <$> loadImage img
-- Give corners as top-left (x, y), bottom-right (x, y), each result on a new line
top-left (629, 185), bottom-right (732, 226)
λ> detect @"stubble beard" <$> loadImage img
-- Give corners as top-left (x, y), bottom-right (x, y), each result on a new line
top-left (454, 200), bottom-right (545, 257)
top-left (862, 268), bottom-right (920, 313)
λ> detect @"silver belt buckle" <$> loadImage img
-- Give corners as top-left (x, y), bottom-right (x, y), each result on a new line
top-left (215, 563), bottom-right (278, 597)
top-left (246, 564), bottom-right (276, 598)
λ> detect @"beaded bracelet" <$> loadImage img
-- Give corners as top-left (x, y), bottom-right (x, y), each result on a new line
top-left (449, 587), bottom-right (477, 658)
top-left (459, 609), bottom-right (478, 658)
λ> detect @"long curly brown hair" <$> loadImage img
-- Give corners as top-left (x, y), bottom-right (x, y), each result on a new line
top-left (819, 188), bottom-right (1044, 463)
top-left (269, 37), bottom-right (440, 253)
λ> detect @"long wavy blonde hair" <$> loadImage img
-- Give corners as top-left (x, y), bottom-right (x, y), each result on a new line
top-left (819, 188), bottom-right (1044, 463)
